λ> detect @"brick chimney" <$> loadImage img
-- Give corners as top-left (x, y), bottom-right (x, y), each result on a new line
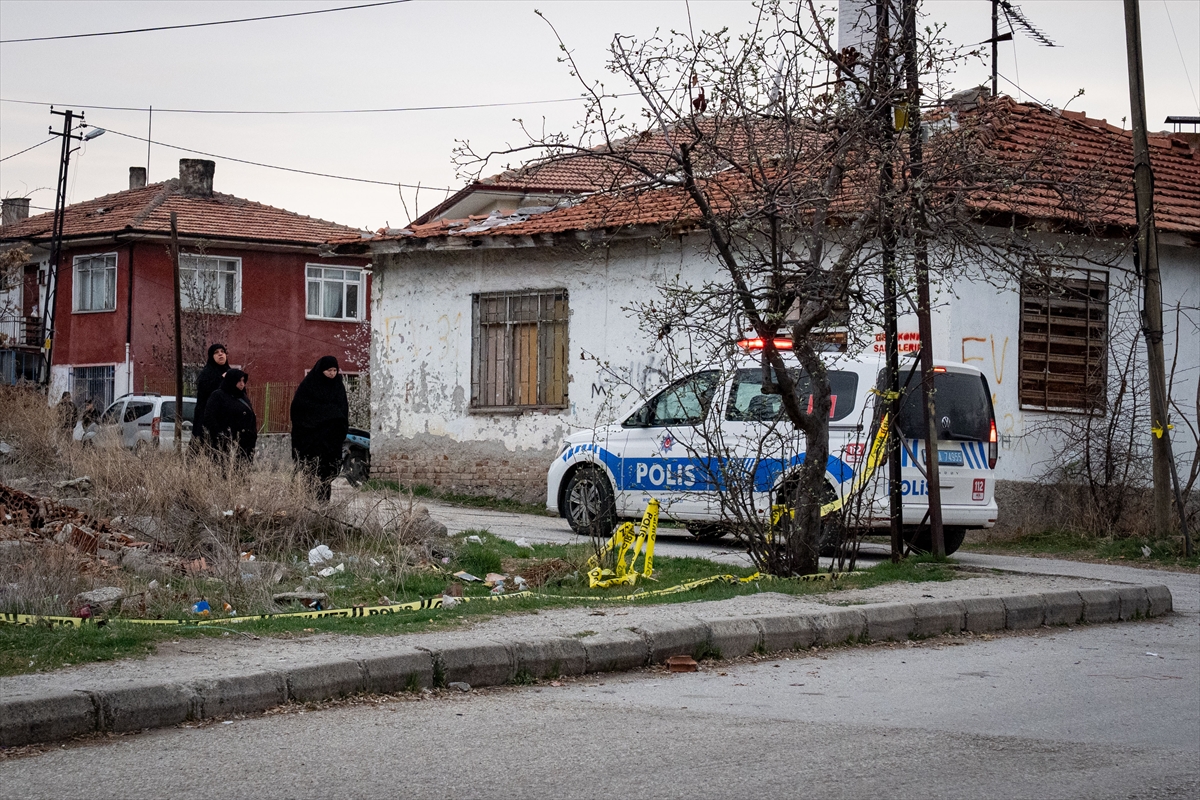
top-left (178, 159), bottom-right (215, 197)
top-left (129, 166), bottom-right (147, 190)
top-left (1, 198), bottom-right (30, 225)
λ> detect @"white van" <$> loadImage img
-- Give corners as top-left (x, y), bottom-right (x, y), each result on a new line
top-left (546, 346), bottom-right (998, 555)
top-left (80, 394), bottom-right (197, 451)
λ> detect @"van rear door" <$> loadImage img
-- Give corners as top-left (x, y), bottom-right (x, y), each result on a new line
top-left (893, 366), bottom-right (996, 506)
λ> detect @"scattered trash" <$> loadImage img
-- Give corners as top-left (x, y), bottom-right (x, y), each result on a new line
top-left (484, 573), bottom-right (508, 587)
top-left (1141, 545), bottom-right (1152, 558)
top-left (272, 591), bottom-right (328, 609)
top-left (514, 538), bottom-right (533, 549)
top-left (453, 571), bottom-right (481, 582)
top-left (441, 595), bottom-right (460, 609)
top-left (447, 681), bottom-right (471, 692)
top-left (53, 476), bottom-right (92, 495)
top-left (317, 563), bottom-right (345, 578)
top-left (466, 535), bottom-right (483, 544)
top-left (1146, 652), bottom-right (1162, 658)
top-left (490, 583), bottom-right (505, 595)
top-left (549, 681), bottom-right (563, 687)
top-left (148, 579), bottom-right (159, 590)
top-left (191, 600), bottom-right (211, 615)
top-left (223, 602), bottom-right (233, 613)
top-left (513, 576), bottom-right (528, 590)
top-left (221, 721), bottom-right (234, 725)
top-left (666, 655), bottom-right (699, 673)
top-left (308, 544), bottom-right (335, 566)
top-left (240, 551), bottom-right (256, 562)
top-left (441, 557), bottom-right (451, 564)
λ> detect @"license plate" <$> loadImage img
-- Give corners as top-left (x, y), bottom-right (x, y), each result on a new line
top-left (938, 449), bottom-right (964, 466)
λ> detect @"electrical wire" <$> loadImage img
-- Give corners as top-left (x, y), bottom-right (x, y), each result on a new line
top-left (0, 93), bottom-right (620, 116)
top-left (0, 137), bottom-right (55, 163)
top-left (98, 126), bottom-right (454, 192)
top-left (1162, 0), bottom-right (1200, 114)
top-left (0, 1), bottom-right (409, 44)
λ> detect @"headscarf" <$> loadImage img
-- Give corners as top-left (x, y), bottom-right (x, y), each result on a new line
top-left (206, 343), bottom-right (227, 365)
top-left (290, 356), bottom-right (350, 459)
top-left (220, 368), bottom-right (249, 400)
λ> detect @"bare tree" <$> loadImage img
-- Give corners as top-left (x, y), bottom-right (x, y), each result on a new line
top-left (455, 0), bottom-right (1126, 574)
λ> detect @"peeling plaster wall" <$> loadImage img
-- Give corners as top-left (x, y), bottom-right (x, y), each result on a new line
top-left (370, 237), bottom-right (699, 500)
top-left (370, 233), bottom-right (1199, 505)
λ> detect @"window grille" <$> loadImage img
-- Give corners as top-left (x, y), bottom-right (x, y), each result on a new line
top-left (471, 290), bottom-right (568, 409)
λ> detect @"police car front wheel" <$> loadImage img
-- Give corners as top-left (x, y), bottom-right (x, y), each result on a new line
top-left (563, 467), bottom-right (618, 537)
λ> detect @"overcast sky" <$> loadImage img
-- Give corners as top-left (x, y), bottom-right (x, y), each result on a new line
top-left (1, 0), bottom-right (1196, 231)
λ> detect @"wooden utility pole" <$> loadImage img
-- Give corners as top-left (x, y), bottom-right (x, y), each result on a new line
top-left (169, 213), bottom-right (185, 452)
top-left (1123, 0), bottom-right (1193, 555)
top-left (904, 0), bottom-right (945, 556)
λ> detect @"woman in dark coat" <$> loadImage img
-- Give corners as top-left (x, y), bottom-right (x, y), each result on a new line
top-left (202, 368), bottom-right (257, 464)
top-left (290, 356), bottom-right (349, 502)
top-left (192, 343), bottom-right (228, 447)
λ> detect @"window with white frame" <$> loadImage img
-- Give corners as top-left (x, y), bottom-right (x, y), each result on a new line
top-left (306, 266), bottom-right (363, 321)
top-left (180, 255), bottom-right (241, 313)
top-left (73, 253), bottom-right (117, 312)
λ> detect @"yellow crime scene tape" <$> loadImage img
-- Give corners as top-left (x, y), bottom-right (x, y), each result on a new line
top-left (0, 591), bottom-right (534, 630)
top-left (3, 425), bottom-right (888, 631)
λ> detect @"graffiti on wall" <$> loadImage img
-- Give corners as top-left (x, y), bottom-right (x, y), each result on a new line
top-left (962, 334), bottom-right (1018, 446)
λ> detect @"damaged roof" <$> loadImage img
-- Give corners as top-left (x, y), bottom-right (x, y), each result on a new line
top-left (0, 180), bottom-right (367, 247)
top-left (350, 98), bottom-right (1200, 251)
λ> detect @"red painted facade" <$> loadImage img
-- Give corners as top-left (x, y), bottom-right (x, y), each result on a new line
top-left (52, 240), bottom-right (370, 389)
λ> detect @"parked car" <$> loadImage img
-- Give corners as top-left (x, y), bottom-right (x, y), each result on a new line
top-left (546, 345), bottom-right (999, 555)
top-left (342, 427), bottom-right (370, 486)
top-left (79, 394), bottom-right (196, 451)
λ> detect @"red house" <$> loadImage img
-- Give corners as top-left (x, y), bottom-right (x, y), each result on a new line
top-left (0, 159), bottom-right (369, 425)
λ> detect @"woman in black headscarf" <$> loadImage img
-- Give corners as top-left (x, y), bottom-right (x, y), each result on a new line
top-left (290, 356), bottom-right (349, 502)
top-left (192, 343), bottom-right (228, 448)
top-left (202, 368), bottom-right (257, 465)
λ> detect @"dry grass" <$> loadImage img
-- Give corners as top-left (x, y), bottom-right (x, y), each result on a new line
top-left (0, 386), bottom-right (451, 618)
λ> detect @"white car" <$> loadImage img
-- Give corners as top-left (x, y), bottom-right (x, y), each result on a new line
top-left (79, 393), bottom-right (197, 451)
top-left (547, 346), bottom-right (998, 555)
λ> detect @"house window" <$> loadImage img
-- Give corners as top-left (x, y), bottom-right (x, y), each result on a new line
top-left (1019, 270), bottom-right (1108, 411)
top-left (471, 289), bottom-right (568, 410)
top-left (307, 266), bottom-right (363, 321)
top-left (73, 253), bottom-right (117, 312)
top-left (180, 255), bottom-right (240, 313)
top-left (71, 364), bottom-right (115, 409)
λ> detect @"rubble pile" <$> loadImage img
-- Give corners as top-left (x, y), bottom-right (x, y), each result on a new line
top-left (0, 482), bottom-right (181, 575)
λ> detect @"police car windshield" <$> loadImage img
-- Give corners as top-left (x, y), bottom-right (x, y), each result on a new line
top-left (726, 368), bottom-right (859, 423)
top-left (891, 370), bottom-right (993, 441)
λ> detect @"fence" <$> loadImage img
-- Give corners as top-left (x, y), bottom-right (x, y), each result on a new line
top-left (141, 379), bottom-right (296, 434)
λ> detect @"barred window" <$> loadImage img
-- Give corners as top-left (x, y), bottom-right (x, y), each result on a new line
top-left (180, 255), bottom-right (240, 313)
top-left (73, 254), bottom-right (117, 312)
top-left (71, 364), bottom-right (115, 409)
top-left (1019, 271), bottom-right (1108, 411)
top-left (471, 290), bottom-right (568, 410)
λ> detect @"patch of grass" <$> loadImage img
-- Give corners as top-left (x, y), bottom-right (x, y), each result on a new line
top-left (362, 479), bottom-right (551, 516)
top-left (964, 528), bottom-right (1200, 570)
top-left (1, 530), bottom-right (973, 677)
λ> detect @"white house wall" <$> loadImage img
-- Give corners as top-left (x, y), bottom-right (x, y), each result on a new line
top-left (371, 233), bottom-right (1199, 505)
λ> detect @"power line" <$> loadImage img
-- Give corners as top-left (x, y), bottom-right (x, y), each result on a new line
top-left (99, 126), bottom-right (454, 192)
top-left (0, 93), bottom-right (613, 116)
top-left (1161, 0), bottom-right (1200, 114)
top-left (0, 137), bottom-right (55, 163)
top-left (0, 1), bottom-right (409, 44)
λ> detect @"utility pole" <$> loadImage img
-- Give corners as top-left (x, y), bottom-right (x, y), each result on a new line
top-left (991, 0), bottom-right (999, 97)
top-left (1123, 0), bottom-right (1193, 555)
top-left (169, 213), bottom-right (185, 452)
top-left (904, 0), bottom-right (946, 557)
top-left (871, 0), bottom-right (904, 562)
top-left (40, 108), bottom-right (85, 387)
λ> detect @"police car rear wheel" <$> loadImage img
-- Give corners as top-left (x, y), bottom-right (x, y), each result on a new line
top-left (688, 524), bottom-right (728, 541)
top-left (564, 467), bottom-right (617, 537)
top-left (903, 526), bottom-right (966, 556)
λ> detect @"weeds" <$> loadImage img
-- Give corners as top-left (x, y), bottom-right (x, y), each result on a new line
top-left (967, 528), bottom-right (1200, 570)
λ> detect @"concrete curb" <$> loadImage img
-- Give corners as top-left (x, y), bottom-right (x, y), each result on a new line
top-left (0, 585), bottom-right (1174, 747)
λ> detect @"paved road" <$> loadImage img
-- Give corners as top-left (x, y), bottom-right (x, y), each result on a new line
top-left (2, 553), bottom-right (1196, 799)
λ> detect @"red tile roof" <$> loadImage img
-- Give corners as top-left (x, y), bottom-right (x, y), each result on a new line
top-left (361, 98), bottom-right (1200, 248)
top-left (0, 180), bottom-right (365, 247)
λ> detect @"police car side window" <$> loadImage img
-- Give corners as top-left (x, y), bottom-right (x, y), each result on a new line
top-left (100, 402), bottom-right (124, 425)
top-left (727, 368), bottom-right (859, 422)
top-left (624, 371), bottom-right (719, 428)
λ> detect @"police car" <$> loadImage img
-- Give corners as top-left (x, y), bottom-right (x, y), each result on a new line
top-left (546, 341), bottom-right (998, 555)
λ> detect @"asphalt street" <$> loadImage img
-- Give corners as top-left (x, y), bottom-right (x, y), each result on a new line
top-left (1, 551), bottom-right (1196, 800)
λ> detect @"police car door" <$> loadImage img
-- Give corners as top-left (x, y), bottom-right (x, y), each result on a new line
top-left (617, 371), bottom-right (721, 519)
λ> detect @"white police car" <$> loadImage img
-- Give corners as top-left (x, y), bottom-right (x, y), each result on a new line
top-left (546, 342), bottom-right (998, 555)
